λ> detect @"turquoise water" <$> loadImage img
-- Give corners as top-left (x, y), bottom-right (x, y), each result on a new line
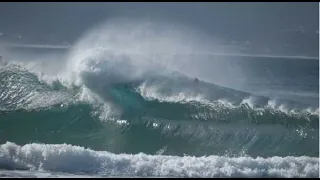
top-left (0, 51), bottom-right (318, 177)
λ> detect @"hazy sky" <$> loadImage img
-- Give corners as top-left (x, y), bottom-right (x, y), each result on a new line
top-left (0, 2), bottom-right (318, 56)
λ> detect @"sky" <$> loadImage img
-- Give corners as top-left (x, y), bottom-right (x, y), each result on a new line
top-left (0, 2), bottom-right (318, 57)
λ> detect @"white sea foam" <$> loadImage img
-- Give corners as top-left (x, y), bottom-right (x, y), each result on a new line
top-left (74, 85), bottom-right (120, 121)
top-left (136, 82), bottom-right (319, 117)
top-left (0, 142), bottom-right (318, 178)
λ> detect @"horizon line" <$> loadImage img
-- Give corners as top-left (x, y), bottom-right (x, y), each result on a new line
top-left (1, 43), bottom-right (318, 60)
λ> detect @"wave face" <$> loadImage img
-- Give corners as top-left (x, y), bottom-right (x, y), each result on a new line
top-left (0, 19), bottom-right (319, 177)
top-left (0, 63), bottom-right (318, 158)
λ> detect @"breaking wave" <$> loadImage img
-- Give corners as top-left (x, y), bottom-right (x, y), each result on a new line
top-left (0, 18), bottom-right (318, 178)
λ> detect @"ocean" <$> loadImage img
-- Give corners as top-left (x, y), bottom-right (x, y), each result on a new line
top-left (0, 21), bottom-right (319, 178)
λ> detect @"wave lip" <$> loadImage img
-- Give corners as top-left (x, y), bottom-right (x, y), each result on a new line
top-left (0, 142), bottom-right (318, 178)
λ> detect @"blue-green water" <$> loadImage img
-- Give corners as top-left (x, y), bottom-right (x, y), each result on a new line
top-left (0, 54), bottom-right (318, 177)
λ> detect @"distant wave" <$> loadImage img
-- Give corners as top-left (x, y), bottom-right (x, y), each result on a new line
top-left (0, 43), bottom-right (70, 49)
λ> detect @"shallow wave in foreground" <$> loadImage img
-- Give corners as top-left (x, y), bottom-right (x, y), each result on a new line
top-left (0, 142), bottom-right (318, 178)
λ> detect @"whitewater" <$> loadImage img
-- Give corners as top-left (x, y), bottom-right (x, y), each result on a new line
top-left (0, 18), bottom-right (318, 178)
